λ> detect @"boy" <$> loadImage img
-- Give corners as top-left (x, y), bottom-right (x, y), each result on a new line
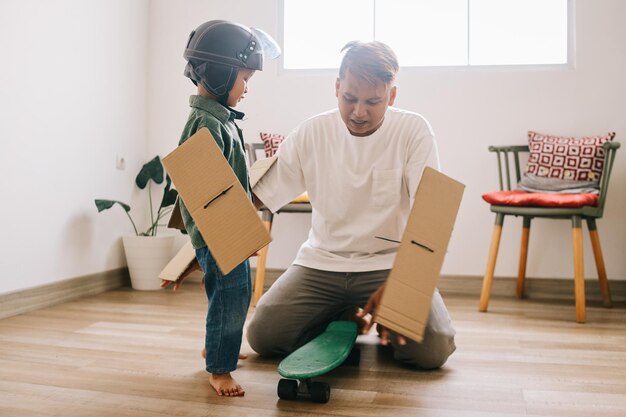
top-left (163, 20), bottom-right (280, 397)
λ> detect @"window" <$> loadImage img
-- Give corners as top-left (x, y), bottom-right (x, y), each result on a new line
top-left (281, 0), bottom-right (570, 69)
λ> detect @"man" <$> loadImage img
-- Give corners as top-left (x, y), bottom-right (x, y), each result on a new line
top-left (247, 41), bottom-right (456, 369)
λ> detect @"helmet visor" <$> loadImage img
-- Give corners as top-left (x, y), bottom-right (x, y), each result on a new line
top-left (251, 27), bottom-right (281, 59)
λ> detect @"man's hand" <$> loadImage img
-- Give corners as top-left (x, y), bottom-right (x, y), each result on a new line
top-left (160, 258), bottom-right (203, 291)
top-left (356, 284), bottom-right (407, 346)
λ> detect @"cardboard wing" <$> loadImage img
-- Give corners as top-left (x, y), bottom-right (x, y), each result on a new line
top-left (159, 240), bottom-right (196, 282)
top-left (376, 167), bottom-right (464, 342)
top-left (166, 199), bottom-right (185, 230)
top-left (162, 128), bottom-right (271, 275)
top-left (249, 155), bottom-right (277, 188)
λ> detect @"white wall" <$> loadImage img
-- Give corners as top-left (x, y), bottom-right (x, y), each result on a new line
top-left (1, 0), bottom-right (624, 297)
top-left (148, 0), bottom-right (626, 281)
top-left (0, 0), bottom-right (150, 294)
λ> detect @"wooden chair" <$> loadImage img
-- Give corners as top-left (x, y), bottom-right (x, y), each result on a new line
top-left (245, 142), bottom-right (312, 304)
top-left (479, 141), bottom-right (620, 322)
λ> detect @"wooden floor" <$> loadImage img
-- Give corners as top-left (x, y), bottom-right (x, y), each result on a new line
top-left (1, 284), bottom-right (625, 417)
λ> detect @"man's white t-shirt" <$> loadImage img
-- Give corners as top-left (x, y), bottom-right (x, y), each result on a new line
top-left (253, 107), bottom-right (440, 272)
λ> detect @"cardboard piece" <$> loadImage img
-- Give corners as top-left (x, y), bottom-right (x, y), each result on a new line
top-left (166, 199), bottom-right (185, 230)
top-left (162, 128), bottom-right (271, 275)
top-left (375, 167), bottom-right (465, 343)
top-left (249, 154), bottom-right (277, 188)
top-left (159, 240), bottom-right (196, 282)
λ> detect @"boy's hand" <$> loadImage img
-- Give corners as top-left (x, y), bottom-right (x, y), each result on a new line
top-left (252, 193), bottom-right (265, 210)
top-left (160, 258), bottom-right (203, 291)
top-left (356, 284), bottom-right (407, 346)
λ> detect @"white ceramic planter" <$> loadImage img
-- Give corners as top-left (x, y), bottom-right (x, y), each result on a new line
top-left (122, 235), bottom-right (175, 290)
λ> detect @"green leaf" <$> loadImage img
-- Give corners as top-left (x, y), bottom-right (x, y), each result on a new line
top-left (159, 175), bottom-right (178, 209)
top-left (135, 156), bottom-right (164, 189)
top-left (95, 199), bottom-right (130, 213)
top-left (161, 189), bottom-right (178, 209)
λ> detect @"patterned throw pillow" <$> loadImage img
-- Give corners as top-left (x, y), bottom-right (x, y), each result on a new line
top-left (259, 132), bottom-right (285, 157)
top-left (525, 131), bottom-right (615, 182)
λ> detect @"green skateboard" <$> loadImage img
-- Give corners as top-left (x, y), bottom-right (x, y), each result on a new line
top-left (277, 320), bottom-right (360, 403)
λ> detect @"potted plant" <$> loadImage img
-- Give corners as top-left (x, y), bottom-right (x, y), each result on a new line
top-left (95, 156), bottom-right (179, 290)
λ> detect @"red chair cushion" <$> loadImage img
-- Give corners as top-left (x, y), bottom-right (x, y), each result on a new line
top-left (482, 190), bottom-right (599, 207)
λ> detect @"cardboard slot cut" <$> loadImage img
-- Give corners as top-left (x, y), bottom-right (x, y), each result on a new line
top-left (410, 240), bottom-right (434, 253)
top-left (204, 184), bottom-right (234, 208)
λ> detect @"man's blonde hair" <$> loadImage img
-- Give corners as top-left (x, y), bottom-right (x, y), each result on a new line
top-left (339, 41), bottom-right (399, 85)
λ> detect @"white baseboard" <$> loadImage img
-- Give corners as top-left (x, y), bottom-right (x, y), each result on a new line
top-left (2, 268), bottom-right (622, 320)
top-left (253, 268), bottom-right (626, 305)
top-left (0, 268), bottom-right (130, 319)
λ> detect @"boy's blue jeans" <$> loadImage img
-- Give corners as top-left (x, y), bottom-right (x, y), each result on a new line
top-left (195, 246), bottom-right (251, 374)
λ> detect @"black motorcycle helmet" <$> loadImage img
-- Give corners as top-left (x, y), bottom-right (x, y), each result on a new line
top-left (183, 20), bottom-right (281, 104)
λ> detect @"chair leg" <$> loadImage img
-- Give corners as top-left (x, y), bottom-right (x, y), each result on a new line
top-left (253, 216), bottom-right (273, 306)
top-left (516, 217), bottom-right (531, 299)
top-left (480, 213), bottom-right (504, 312)
top-left (587, 218), bottom-right (612, 308)
top-left (572, 216), bottom-right (586, 323)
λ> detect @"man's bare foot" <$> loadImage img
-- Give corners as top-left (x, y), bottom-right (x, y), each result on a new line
top-left (202, 348), bottom-right (248, 360)
top-left (209, 373), bottom-right (245, 397)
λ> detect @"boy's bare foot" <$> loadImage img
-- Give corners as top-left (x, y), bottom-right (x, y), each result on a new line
top-left (209, 373), bottom-right (245, 397)
top-left (202, 348), bottom-right (248, 360)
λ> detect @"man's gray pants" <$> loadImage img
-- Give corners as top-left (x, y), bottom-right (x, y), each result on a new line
top-left (246, 265), bottom-right (456, 369)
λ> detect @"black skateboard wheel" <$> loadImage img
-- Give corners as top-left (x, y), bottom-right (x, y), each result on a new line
top-left (310, 381), bottom-right (330, 403)
top-left (277, 378), bottom-right (298, 400)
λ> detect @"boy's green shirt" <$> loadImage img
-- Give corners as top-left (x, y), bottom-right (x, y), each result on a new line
top-left (177, 95), bottom-right (251, 249)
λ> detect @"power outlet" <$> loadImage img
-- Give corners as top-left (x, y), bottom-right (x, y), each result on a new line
top-left (116, 154), bottom-right (126, 170)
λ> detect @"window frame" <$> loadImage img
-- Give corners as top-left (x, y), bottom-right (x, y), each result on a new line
top-left (277, 0), bottom-right (575, 73)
